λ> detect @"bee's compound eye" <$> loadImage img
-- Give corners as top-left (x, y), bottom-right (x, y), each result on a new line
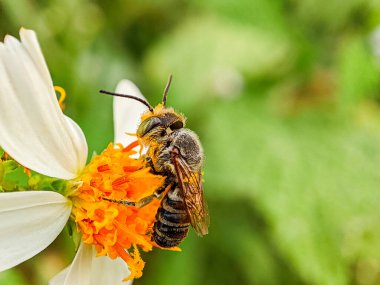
top-left (170, 121), bottom-right (183, 130)
top-left (137, 117), bottom-right (161, 136)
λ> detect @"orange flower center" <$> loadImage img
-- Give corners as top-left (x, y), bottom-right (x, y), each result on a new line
top-left (70, 142), bottom-right (165, 281)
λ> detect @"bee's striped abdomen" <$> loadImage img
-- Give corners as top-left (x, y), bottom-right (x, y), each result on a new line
top-left (152, 186), bottom-right (190, 248)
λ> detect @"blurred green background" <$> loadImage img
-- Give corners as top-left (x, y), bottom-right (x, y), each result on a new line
top-left (2, 0), bottom-right (380, 284)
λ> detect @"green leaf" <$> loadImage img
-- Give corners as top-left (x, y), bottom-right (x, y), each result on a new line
top-left (3, 160), bottom-right (19, 173)
top-left (337, 37), bottom-right (380, 111)
top-left (27, 174), bottom-right (68, 194)
top-left (204, 96), bottom-right (380, 285)
top-left (51, 179), bottom-right (68, 193)
top-left (1, 180), bottom-right (19, 192)
top-left (0, 162), bottom-right (4, 185)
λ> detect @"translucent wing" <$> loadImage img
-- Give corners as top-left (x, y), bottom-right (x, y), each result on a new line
top-left (173, 152), bottom-right (209, 236)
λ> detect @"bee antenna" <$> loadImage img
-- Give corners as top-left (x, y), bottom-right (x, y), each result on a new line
top-left (162, 74), bottom-right (173, 107)
top-left (100, 90), bottom-right (154, 112)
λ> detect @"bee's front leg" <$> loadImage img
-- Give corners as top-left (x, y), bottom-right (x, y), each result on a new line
top-left (145, 156), bottom-right (154, 168)
top-left (143, 154), bottom-right (158, 173)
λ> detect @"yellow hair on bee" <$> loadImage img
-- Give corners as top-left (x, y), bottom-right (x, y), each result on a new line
top-left (140, 103), bottom-right (186, 124)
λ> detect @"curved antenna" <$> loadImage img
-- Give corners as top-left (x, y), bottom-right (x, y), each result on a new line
top-left (100, 90), bottom-right (154, 112)
top-left (162, 74), bottom-right (173, 106)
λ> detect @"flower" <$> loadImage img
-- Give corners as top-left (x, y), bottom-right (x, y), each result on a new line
top-left (0, 28), bottom-right (164, 284)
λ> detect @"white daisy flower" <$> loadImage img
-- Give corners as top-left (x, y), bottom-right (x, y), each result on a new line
top-left (0, 29), bottom-right (164, 284)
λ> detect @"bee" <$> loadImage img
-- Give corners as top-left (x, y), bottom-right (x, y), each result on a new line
top-left (101, 75), bottom-right (209, 247)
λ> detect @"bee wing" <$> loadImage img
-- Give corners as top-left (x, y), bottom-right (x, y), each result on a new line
top-left (173, 153), bottom-right (209, 236)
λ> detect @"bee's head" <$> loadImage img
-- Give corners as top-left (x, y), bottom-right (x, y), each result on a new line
top-left (136, 74), bottom-right (186, 141)
top-left (100, 74), bottom-right (183, 142)
top-left (137, 109), bottom-right (185, 140)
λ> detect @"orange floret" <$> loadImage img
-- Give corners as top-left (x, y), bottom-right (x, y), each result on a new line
top-left (70, 142), bottom-right (165, 281)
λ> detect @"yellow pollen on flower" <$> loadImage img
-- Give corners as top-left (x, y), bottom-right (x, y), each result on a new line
top-left (54, 85), bottom-right (66, 110)
top-left (70, 142), bottom-right (165, 281)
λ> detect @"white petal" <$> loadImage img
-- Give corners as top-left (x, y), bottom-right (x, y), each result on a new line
top-left (49, 243), bottom-right (132, 285)
top-left (0, 29), bottom-right (87, 179)
top-left (0, 191), bottom-right (71, 271)
top-left (113, 80), bottom-right (149, 147)
top-left (49, 243), bottom-right (92, 285)
top-left (90, 253), bottom-right (132, 285)
top-left (49, 267), bottom-right (70, 285)
top-left (64, 116), bottom-right (88, 173)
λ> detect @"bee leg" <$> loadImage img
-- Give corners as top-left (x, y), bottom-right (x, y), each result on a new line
top-left (105, 191), bottom-right (160, 208)
top-left (154, 176), bottom-right (176, 197)
top-left (103, 194), bottom-right (158, 207)
top-left (144, 156), bottom-right (155, 170)
top-left (135, 193), bottom-right (158, 207)
top-left (102, 197), bottom-right (136, 206)
top-left (103, 177), bottom-right (174, 208)
top-left (135, 176), bottom-right (174, 207)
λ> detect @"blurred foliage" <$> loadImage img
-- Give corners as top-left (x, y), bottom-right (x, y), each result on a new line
top-left (1, 0), bottom-right (380, 285)
top-left (0, 149), bottom-right (69, 194)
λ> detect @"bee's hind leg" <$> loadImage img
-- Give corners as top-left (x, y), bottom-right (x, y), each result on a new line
top-left (103, 177), bottom-right (173, 208)
top-left (135, 176), bottom-right (174, 207)
top-left (102, 195), bottom-right (156, 207)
